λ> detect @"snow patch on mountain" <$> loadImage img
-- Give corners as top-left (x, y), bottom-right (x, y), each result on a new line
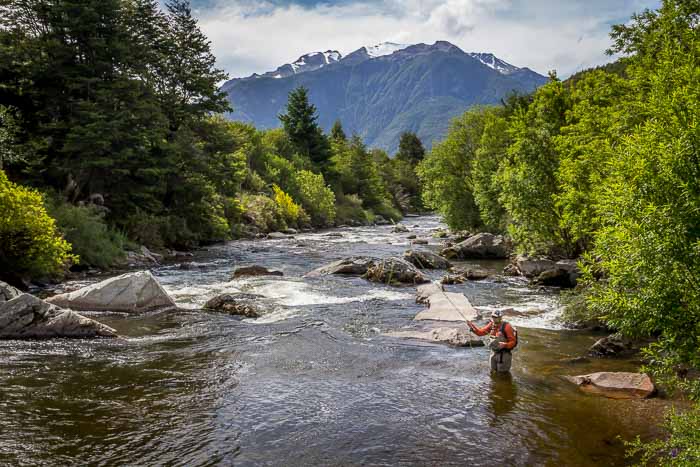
top-left (365, 42), bottom-right (410, 58)
top-left (468, 52), bottom-right (520, 75)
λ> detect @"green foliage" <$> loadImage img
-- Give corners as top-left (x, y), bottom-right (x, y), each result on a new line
top-left (395, 132), bottom-right (426, 165)
top-left (0, 171), bottom-right (75, 280)
top-left (293, 170), bottom-right (336, 227)
top-left (279, 86), bottom-right (331, 168)
top-left (627, 406), bottom-right (700, 466)
top-left (497, 76), bottom-right (573, 256)
top-left (335, 194), bottom-right (371, 225)
top-left (241, 194), bottom-right (287, 233)
top-left (48, 201), bottom-right (127, 269)
top-left (417, 108), bottom-right (488, 230)
top-left (273, 184), bottom-right (308, 228)
top-left (330, 120), bottom-right (347, 142)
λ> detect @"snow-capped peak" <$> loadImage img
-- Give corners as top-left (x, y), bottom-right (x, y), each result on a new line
top-left (468, 52), bottom-right (520, 75)
top-left (364, 42), bottom-right (410, 58)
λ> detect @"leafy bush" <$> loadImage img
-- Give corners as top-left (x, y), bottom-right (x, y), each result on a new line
top-left (48, 201), bottom-right (127, 269)
top-left (0, 170), bottom-right (75, 280)
top-left (241, 194), bottom-right (287, 233)
top-left (273, 184), bottom-right (306, 228)
top-left (335, 194), bottom-right (370, 225)
top-left (293, 170), bottom-right (336, 227)
top-left (627, 406), bottom-right (700, 466)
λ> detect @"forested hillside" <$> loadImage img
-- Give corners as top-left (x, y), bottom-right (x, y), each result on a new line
top-left (418, 1), bottom-right (700, 459)
top-left (0, 0), bottom-right (423, 286)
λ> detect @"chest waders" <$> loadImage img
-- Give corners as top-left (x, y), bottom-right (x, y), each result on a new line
top-left (489, 330), bottom-right (513, 373)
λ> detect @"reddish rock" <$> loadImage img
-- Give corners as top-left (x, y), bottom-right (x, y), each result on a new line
top-left (565, 372), bottom-right (655, 399)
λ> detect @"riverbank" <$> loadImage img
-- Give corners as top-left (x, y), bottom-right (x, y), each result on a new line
top-left (0, 216), bottom-right (676, 465)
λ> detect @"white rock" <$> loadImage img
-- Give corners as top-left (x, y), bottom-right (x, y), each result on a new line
top-left (415, 292), bottom-right (479, 322)
top-left (0, 294), bottom-right (117, 339)
top-left (46, 271), bottom-right (176, 313)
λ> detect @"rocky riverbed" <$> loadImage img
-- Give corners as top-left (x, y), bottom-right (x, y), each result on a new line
top-left (0, 216), bottom-right (672, 466)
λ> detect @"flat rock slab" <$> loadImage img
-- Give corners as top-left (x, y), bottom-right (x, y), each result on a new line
top-left (416, 282), bottom-right (444, 304)
top-left (415, 292), bottom-right (479, 322)
top-left (231, 265), bottom-right (283, 279)
top-left (47, 271), bottom-right (176, 313)
top-left (0, 294), bottom-right (117, 339)
top-left (385, 327), bottom-right (484, 347)
top-left (564, 372), bottom-right (655, 399)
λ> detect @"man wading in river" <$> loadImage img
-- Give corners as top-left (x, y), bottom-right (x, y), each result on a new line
top-left (468, 310), bottom-right (517, 373)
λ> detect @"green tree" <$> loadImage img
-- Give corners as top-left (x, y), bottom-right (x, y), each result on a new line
top-left (0, 170), bottom-right (75, 284)
top-left (278, 86), bottom-right (331, 167)
top-left (497, 75), bottom-right (573, 256)
top-left (395, 131), bottom-right (426, 165)
top-left (417, 109), bottom-right (489, 230)
top-left (330, 120), bottom-right (347, 142)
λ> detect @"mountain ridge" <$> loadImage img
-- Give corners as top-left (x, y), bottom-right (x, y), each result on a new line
top-left (222, 41), bottom-right (548, 153)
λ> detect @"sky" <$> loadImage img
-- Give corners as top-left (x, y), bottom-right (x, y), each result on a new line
top-left (188, 0), bottom-right (661, 80)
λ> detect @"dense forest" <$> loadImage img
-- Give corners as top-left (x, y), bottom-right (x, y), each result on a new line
top-left (0, 0), bottom-right (423, 284)
top-left (417, 1), bottom-right (699, 460)
top-left (1, 0), bottom-right (698, 462)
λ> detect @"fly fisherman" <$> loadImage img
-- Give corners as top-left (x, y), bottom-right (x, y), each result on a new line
top-left (468, 310), bottom-right (517, 373)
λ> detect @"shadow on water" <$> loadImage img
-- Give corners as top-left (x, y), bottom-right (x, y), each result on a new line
top-left (0, 216), bottom-right (672, 466)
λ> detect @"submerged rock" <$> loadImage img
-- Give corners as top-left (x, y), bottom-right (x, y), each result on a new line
top-left (231, 265), bottom-right (284, 279)
top-left (0, 281), bottom-right (21, 303)
top-left (385, 327), bottom-right (484, 347)
top-left (441, 274), bottom-right (465, 285)
top-left (411, 239), bottom-right (429, 245)
top-left (392, 224), bottom-right (409, 233)
top-left (46, 271), bottom-right (177, 313)
top-left (440, 233), bottom-right (509, 259)
top-left (564, 372), bottom-right (655, 399)
top-left (204, 293), bottom-right (263, 318)
top-left (307, 256), bottom-right (378, 276)
top-left (403, 250), bottom-right (452, 269)
top-left (363, 258), bottom-right (428, 285)
top-left (0, 294), bottom-right (117, 339)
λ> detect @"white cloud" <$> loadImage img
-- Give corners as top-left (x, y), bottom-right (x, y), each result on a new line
top-left (197, 0), bottom-right (659, 79)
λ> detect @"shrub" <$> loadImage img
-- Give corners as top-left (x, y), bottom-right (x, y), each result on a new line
top-left (335, 194), bottom-right (370, 225)
top-left (0, 170), bottom-right (75, 281)
top-left (273, 184), bottom-right (303, 227)
top-left (48, 201), bottom-right (127, 269)
top-left (293, 170), bottom-right (336, 227)
top-left (626, 406), bottom-right (700, 466)
top-left (240, 194), bottom-right (287, 233)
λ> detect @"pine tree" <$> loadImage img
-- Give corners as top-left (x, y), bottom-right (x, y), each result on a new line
top-left (279, 86), bottom-right (330, 167)
top-left (330, 120), bottom-right (346, 142)
top-left (396, 132), bottom-right (425, 165)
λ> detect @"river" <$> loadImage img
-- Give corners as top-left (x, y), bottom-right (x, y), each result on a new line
top-left (0, 216), bottom-right (668, 466)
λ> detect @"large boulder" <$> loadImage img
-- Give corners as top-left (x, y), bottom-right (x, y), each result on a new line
top-left (0, 294), bottom-right (117, 339)
top-left (307, 257), bottom-right (378, 277)
top-left (403, 250), bottom-right (452, 270)
top-left (440, 233), bottom-right (509, 259)
top-left (564, 372), bottom-right (655, 399)
top-left (363, 258), bottom-right (428, 285)
top-left (514, 255), bottom-right (556, 278)
top-left (0, 281), bottom-right (21, 303)
top-left (204, 293), bottom-right (263, 318)
top-left (231, 265), bottom-right (283, 279)
top-left (416, 282), bottom-right (444, 304)
top-left (533, 260), bottom-right (580, 288)
top-left (415, 292), bottom-right (479, 321)
top-left (385, 327), bottom-right (484, 347)
top-left (46, 271), bottom-right (176, 313)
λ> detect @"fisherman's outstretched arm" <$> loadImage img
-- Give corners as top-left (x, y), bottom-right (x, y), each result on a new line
top-left (468, 321), bottom-right (492, 336)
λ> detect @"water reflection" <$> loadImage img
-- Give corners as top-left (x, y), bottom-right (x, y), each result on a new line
top-left (488, 372), bottom-right (518, 423)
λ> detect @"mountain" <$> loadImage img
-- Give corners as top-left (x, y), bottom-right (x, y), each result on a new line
top-left (221, 41), bottom-right (548, 153)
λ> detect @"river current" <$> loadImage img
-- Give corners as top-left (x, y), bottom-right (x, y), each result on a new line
top-left (0, 216), bottom-right (667, 466)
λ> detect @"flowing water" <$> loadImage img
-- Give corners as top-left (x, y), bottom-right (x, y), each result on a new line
top-left (0, 216), bottom-right (668, 466)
